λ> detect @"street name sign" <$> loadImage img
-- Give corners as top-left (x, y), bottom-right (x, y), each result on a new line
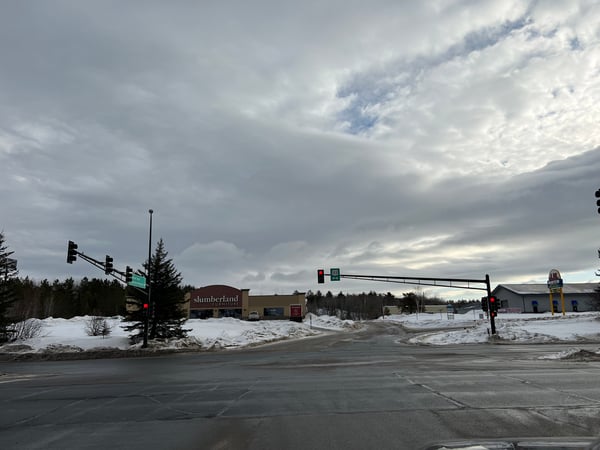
top-left (130, 274), bottom-right (147, 289)
top-left (330, 268), bottom-right (341, 281)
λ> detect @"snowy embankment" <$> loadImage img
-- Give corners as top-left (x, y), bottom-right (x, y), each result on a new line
top-left (384, 311), bottom-right (600, 345)
top-left (2, 312), bottom-right (599, 359)
top-left (0, 314), bottom-right (359, 355)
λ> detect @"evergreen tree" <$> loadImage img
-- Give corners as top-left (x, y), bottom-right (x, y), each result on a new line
top-left (0, 231), bottom-right (19, 342)
top-left (123, 238), bottom-right (189, 343)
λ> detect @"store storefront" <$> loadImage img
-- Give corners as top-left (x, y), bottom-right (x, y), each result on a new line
top-left (184, 285), bottom-right (306, 321)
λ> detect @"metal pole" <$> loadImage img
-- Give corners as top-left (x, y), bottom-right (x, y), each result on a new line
top-left (486, 273), bottom-right (496, 335)
top-left (143, 209), bottom-right (153, 348)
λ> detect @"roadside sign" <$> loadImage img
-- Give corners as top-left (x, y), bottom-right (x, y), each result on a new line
top-left (130, 274), bottom-right (147, 289)
top-left (330, 268), bottom-right (340, 281)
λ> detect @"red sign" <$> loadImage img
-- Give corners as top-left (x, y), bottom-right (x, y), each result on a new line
top-left (189, 285), bottom-right (242, 309)
top-left (290, 304), bottom-right (302, 318)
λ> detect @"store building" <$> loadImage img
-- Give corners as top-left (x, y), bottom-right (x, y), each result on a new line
top-left (492, 283), bottom-right (598, 313)
top-left (183, 285), bottom-right (306, 321)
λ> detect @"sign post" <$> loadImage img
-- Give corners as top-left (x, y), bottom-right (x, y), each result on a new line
top-left (547, 269), bottom-right (565, 316)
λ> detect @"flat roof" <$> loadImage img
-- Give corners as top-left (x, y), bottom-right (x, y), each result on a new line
top-left (496, 283), bottom-right (598, 295)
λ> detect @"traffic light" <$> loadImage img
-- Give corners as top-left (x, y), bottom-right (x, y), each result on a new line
top-left (481, 296), bottom-right (488, 312)
top-left (317, 269), bottom-right (325, 284)
top-left (125, 266), bottom-right (133, 284)
top-left (67, 241), bottom-right (78, 264)
top-left (596, 189), bottom-right (600, 214)
top-left (143, 302), bottom-right (149, 311)
top-left (105, 255), bottom-right (114, 275)
top-left (489, 296), bottom-right (497, 317)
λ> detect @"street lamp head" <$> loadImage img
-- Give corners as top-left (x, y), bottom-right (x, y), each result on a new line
top-left (149, 209), bottom-right (153, 214)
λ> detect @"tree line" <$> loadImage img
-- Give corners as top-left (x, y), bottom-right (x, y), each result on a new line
top-left (306, 290), bottom-right (449, 320)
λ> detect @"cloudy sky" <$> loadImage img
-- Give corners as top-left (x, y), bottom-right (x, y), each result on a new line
top-left (2, 1), bottom-right (600, 299)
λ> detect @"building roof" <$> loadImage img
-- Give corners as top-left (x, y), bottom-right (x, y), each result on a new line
top-left (495, 283), bottom-right (598, 295)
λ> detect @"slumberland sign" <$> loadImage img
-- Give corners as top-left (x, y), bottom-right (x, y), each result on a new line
top-left (189, 285), bottom-right (242, 309)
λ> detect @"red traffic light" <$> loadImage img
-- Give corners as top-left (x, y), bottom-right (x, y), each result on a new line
top-left (143, 303), bottom-right (149, 309)
top-left (317, 269), bottom-right (325, 284)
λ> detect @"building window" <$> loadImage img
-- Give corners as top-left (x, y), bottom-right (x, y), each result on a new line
top-left (264, 307), bottom-right (284, 317)
top-left (219, 309), bottom-right (242, 319)
top-left (191, 309), bottom-right (214, 319)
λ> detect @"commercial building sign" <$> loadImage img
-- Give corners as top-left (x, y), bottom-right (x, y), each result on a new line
top-left (547, 269), bottom-right (563, 292)
top-left (189, 285), bottom-right (242, 309)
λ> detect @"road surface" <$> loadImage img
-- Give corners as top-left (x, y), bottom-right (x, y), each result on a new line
top-left (1, 321), bottom-right (599, 449)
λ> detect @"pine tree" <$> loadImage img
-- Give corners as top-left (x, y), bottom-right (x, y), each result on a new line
top-left (123, 238), bottom-right (189, 343)
top-left (0, 231), bottom-right (19, 342)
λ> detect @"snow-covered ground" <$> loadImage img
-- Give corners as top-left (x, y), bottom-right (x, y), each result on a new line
top-left (0, 314), bottom-right (359, 354)
top-left (384, 311), bottom-right (600, 345)
top-left (1, 311), bottom-right (599, 356)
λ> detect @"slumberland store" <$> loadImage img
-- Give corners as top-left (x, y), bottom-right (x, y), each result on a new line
top-left (184, 285), bottom-right (306, 321)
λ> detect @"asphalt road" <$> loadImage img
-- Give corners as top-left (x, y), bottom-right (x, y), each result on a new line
top-left (1, 321), bottom-right (600, 450)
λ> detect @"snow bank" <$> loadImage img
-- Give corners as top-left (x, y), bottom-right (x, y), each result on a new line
top-left (0, 314), bottom-right (360, 354)
top-left (304, 313), bottom-right (361, 331)
top-left (383, 311), bottom-right (600, 345)
top-left (2, 311), bottom-right (598, 356)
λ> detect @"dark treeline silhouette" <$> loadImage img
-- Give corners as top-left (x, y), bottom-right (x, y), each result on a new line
top-left (305, 290), bottom-right (449, 320)
top-left (8, 277), bottom-right (127, 319)
top-left (8, 276), bottom-right (195, 321)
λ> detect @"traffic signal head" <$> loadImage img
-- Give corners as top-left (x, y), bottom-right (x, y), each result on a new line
top-left (596, 189), bottom-right (600, 214)
top-left (489, 296), bottom-right (497, 314)
top-left (317, 269), bottom-right (325, 284)
top-left (125, 266), bottom-right (133, 284)
top-left (143, 303), bottom-right (149, 310)
top-left (67, 241), bottom-right (78, 264)
top-left (481, 296), bottom-right (488, 312)
top-left (105, 255), bottom-right (114, 275)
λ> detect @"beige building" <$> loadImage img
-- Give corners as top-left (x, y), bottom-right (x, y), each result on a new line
top-left (183, 285), bottom-right (306, 321)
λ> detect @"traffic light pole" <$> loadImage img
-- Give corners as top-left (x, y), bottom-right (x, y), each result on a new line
top-left (66, 246), bottom-right (148, 295)
top-left (318, 270), bottom-right (498, 334)
top-left (144, 209), bottom-right (153, 349)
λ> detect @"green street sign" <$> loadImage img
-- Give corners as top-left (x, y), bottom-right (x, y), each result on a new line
top-left (330, 268), bottom-right (340, 281)
top-left (129, 274), bottom-right (147, 289)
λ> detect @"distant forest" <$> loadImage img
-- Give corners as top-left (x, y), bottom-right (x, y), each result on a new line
top-left (305, 290), bottom-right (477, 320)
top-left (7, 277), bottom-right (478, 321)
top-left (7, 277), bottom-right (193, 320)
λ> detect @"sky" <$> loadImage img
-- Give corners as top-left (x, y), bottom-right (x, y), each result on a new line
top-left (2, 1), bottom-right (600, 300)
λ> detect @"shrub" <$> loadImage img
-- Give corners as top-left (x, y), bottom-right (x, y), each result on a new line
top-left (85, 316), bottom-right (112, 338)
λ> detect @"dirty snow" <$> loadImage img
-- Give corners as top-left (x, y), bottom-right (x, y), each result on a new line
top-left (2, 311), bottom-right (599, 356)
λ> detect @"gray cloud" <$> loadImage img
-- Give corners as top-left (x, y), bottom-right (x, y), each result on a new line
top-left (1, 1), bottom-right (599, 299)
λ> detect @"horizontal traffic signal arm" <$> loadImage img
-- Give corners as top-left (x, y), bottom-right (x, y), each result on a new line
top-left (338, 273), bottom-right (490, 291)
top-left (66, 242), bottom-right (127, 281)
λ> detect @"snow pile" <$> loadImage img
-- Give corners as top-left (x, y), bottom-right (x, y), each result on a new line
top-left (539, 347), bottom-right (600, 361)
top-left (386, 312), bottom-right (600, 345)
top-left (13, 316), bottom-right (129, 352)
top-left (183, 317), bottom-right (320, 349)
top-left (305, 313), bottom-right (360, 330)
top-left (0, 315), bottom-right (342, 354)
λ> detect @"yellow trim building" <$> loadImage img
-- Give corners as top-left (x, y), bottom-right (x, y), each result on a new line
top-left (183, 285), bottom-right (306, 321)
